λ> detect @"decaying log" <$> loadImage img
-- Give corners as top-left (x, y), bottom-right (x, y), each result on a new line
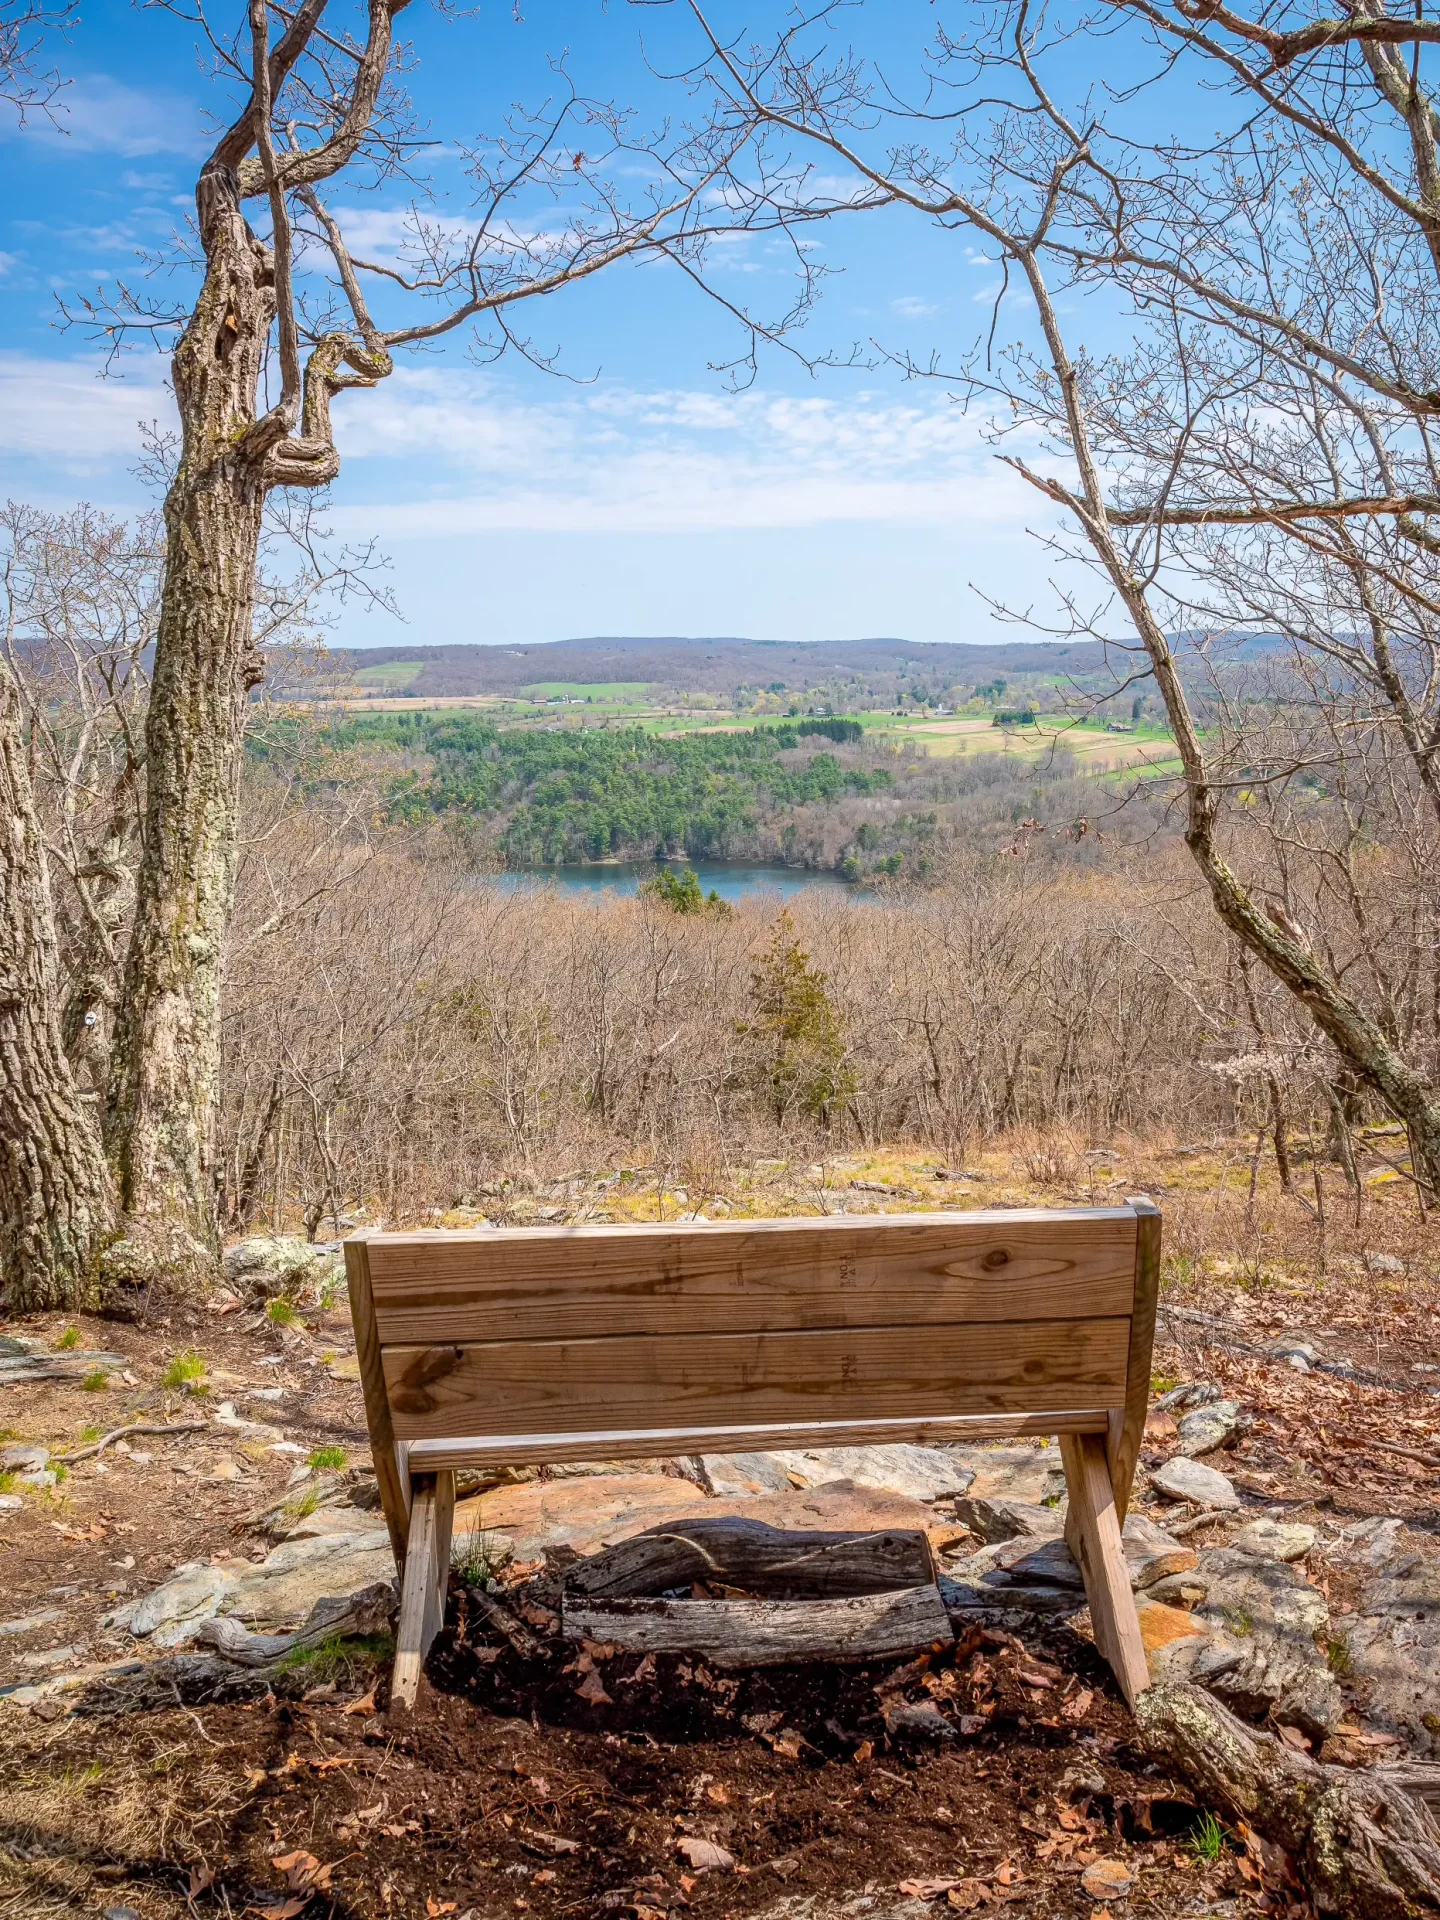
top-left (1137, 1680), bottom-right (1440, 1918)
top-left (564, 1517), bottom-right (936, 1600)
top-left (562, 1583), bottom-right (954, 1668)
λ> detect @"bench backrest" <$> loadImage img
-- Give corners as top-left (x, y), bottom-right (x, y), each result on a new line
top-left (345, 1203), bottom-right (1160, 1558)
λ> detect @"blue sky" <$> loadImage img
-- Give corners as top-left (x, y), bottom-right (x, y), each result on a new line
top-left (0, 0), bottom-right (1099, 649)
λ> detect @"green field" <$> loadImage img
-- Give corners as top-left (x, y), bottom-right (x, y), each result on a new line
top-left (352, 660), bottom-right (425, 690)
top-left (519, 681), bottom-right (655, 703)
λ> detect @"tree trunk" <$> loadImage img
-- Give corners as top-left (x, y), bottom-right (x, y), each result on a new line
top-left (0, 659), bottom-right (117, 1311)
top-left (106, 165), bottom-right (273, 1259)
top-left (1137, 1681), bottom-right (1440, 1919)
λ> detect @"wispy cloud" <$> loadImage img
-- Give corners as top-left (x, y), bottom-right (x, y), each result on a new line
top-left (11, 74), bottom-right (210, 158)
top-left (0, 352), bottom-right (173, 468)
top-left (329, 367), bottom-right (1042, 539)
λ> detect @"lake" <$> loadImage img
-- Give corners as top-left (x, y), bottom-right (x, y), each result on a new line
top-left (490, 860), bottom-right (857, 902)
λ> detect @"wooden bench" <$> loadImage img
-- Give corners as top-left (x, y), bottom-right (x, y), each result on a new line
top-left (344, 1200), bottom-right (1160, 1711)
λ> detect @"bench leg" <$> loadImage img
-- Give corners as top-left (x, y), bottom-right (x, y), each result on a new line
top-left (1061, 1433), bottom-right (1149, 1708)
top-left (391, 1470), bottom-right (455, 1712)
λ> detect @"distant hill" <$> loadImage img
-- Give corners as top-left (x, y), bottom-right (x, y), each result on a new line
top-left (326, 636), bottom-right (1120, 700)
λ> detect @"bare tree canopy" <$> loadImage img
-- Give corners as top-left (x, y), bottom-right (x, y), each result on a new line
top-left (664, 0), bottom-right (1440, 1191)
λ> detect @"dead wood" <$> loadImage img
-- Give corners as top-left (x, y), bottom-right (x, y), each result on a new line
top-left (564, 1517), bottom-right (937, 1600)
top-left (561, 1583), bottom-right (954, 1668)
top-left (1136, 1680), bottom-right (1440, 1917)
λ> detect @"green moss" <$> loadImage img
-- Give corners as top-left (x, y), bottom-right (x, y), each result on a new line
top-left (276, 1631), bottom-right (394, 1686)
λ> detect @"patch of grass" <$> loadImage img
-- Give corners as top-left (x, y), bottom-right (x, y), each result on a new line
top-left (161, 1350), bottom-right (207, 1391)
top-left (52, 1463), bottom-right (69, 1483)
top-left (1326, 1633), bottom-right (1353, 1676)
top-left (266, 1296), bottom-right (300, 1326)
top-left (308, 1445), bottom-right (346, 1470)
top-left (0, 1469), bottom-right (18, 1495)
top-left (78, 1424), bottom-right (103, 1443)
top-left (452, 1528), bottom-right (512, 1587)
top-left (1151, 1371), bottom-right (1180, 1396)
top-left (80, 1368), bottom-right (110, 1392)
top-left (56, 1327), bottom-right (80, 1350)
top-left (277, 1630), bottom-right (394, 1686)
top-left (1187, 1811), bottom-right (1226, 1864)
top-left (285, 1484), bottom-right (322, 1519)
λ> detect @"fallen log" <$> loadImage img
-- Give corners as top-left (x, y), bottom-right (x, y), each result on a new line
top-left (1136, 1680), bottom-right (1440, 1918)
top-left (562, 1583), bottom-right (954, 1668)
top-left (564, 1516), bottom-right (936, 1600)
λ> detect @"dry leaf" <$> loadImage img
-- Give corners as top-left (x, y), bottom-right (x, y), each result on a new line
top-left (946, 1880), bottom-right (990, 1911)
top-left (675, 1838), bottom-right (735, 1873)
top-left (255, 1900), bottom-right (307, 1920)
top-left (768, 1728), bottom-right (806, 1759)
top-left (575, 1668), bottom-right (612, 1706)
top-left (853, 1739), bottom-right (874, 1764)
top-left (343, 1689), bottom-right (377, 1717)
top-left (1080, 1858), bottom-right (1133, 1901)
top-left (898, 1877), bottom-right (963, 1899)
top-left (705, 1782), bottom-right (731, 1805)
top-left (582, 1639), bottom-right (620, 1661)
top-left (531, 1871), bottom-right (556, 1886)
top-left (426, 1901), bottom-right (458, 1917)
top-left (244, 1766), bottom-right (267, 1790)
top-left (1061, 1688), bottom-right (1094, 1723)
top-left (187, 1865), bottom-right (215, 1898)
top-left (995, 1862), bottom-right (1021, 1887)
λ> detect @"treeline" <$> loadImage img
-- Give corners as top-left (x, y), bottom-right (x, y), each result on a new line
top-left (315, 713), bottom-right (894, 866)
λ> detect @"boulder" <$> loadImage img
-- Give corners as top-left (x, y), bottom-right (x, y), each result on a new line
top-left (950, 1496), bottom-right (1064, 1546)
top-left (996, 1514), bottom-right (1196, 1593)
top-left (220, 1529), bottom-right (395, 1626)
top-left (1341, 1515), bottom-right (1407, 1568)
top-left (0, 1443), bottom-right (48, 1474)
top-left (108, 1562), bottom-right (237, 1639)
top-left (1151, 1456), bottom-right (1240, 1508)
top-left (1175, 1399), bottom-right (1248, 1457)
top-left (1338, 1531), bottom-right (1440, 1758)
top-left (1188, 1546), bottom-right (1342, 1736)
top-left (222, 1236), bottom-right (342, 1299)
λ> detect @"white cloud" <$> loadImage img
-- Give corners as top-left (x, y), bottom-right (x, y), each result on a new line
top-left (892, 296), bottom-right (938, 319)
top-left (328, 366), bottom-right (1042, 539)
top-left (13, 75), bottom-right (210, 158)
top-left (0, 352), bottom-right (174, 467)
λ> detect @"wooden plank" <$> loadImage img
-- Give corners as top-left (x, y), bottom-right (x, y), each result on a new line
top-left (1062, 1432), bottom-right (1149, 1709)
top-left (390, 1470), bottom-right (454, 1713)
top-left (1108, 1199), bottom-right (1162, 1524)
top-left (381, 1318), bottom-right (1132, 1441)
top-left (344, 1233), bottom-right (410, 1568)
top-left (566, 1518), bottom-right (936, 1599)
top-left (366, 1210), bottom-right (1137, 1346)
top-left (404, 1407), bottom-right (1111, 1471)
top-left (562, 1583), bottom-right (954, 1668)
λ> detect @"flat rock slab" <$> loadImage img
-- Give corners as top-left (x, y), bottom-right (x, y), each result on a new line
top-left (996, 1514), bottom-right (1196, 1592)
top-left (951, 1495), bottom-right (1063, 1547)
top-left (948, 1445), bottom-right (1067, 1505)
top-left (454, 1475), bottom-right (956, 1566)
top-left (1175, 1400), bottom-right (1246, 1457)
top-left (1341, 1532), bottom-right (1440, 1758)
top-left (1151, 1457), bottom-right (1240, 1508)
top-left (698, 1445), bottom-right (976, 1503)
top-left (1188, 1546), bottom-right (1341, 1736)
top-left (1233, 1519), bottom-right (1316, 1563)
top-left (108, 1525), bottom-right (395, 1643)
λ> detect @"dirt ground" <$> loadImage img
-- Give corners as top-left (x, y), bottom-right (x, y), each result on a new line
top-left (2, 1139), bottom-right (1436, 1920)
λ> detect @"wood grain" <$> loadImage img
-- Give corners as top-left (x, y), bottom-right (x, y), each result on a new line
top-left (1062, 1432), bottom-right (1149, 1708)
top-left (562, 1583), bottom-right (954, 1668)
top-left (343, 1233), bottom-right (410, 1567)
top-left (403, 1407), bottom-right (1111, 1471)
top-left (390, 1470), bottom-right (454, 1713)
top-left (565, 1517), bottom-right (936, 1599)
top-left (366, 1210), bottom-right (1137, 1345)
top-left (1108, 1198), bottom-right (1162, 1524)
top-left (381, 1317), bottom-right (1132, 1441)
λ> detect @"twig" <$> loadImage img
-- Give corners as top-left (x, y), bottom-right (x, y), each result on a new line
top-left (51, 1420), bottom-right (207, 1464)
top-left (1167, 1507), bottom-right (1232, 1537)
top-left (1364, 1437), bottom-right (1440, 1470)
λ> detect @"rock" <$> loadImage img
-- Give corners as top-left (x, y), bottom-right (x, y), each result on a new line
top-left (1176, 1400), bottom-right (1248, 1457)
top-left (1234, 1519), bottom-right (1315, 1563)
top-left (1137, 1598), bottom-right (1217, 1682)
top-left (108, 1562), bottom-right (237, 1638)
top-left (0, 1608), bottom-right (64, 1637)
top-left (698, 1444), bottom-right (975, 1504)
top-left (1151, 1457), bottom-right (1240, 1508)
top-left (18, 1469), bottom-right (57, 1489)
top-left (0, 1348), bottom-right (125, 1386)
top-left (1364, 1250), bottom-right (1405, 1275)
top-left (221, 1529), bottom-right (394, 1627)
top-left (0, 1494), bottom-right (22, 1512)
top-left (951, 1496), bottom-right (1064, 1546)
top-left (1260, 1339), bottom-right (1320, 1372)
top-left (222, 1236), bottom-right (342, 1298)
top-left (1339, 1533), bottom-right (1440, 1757)
top-left (1189, 1547), bottom-right (1341, 1736)
top-left (947, 1444), bottom-right (1066, 1505)
top-left (103, 1906), bottom-right (141, 1920)
top-left (1155, 1381), bottom-right (1222, 1413)
top-left (884, 1699), bottom-right (956, 1742)
top-left (1080, 1858), bottom-right (1133, 1902)
top-left (997, 1514), bottom-right (1196, 1592)
top-left (0, 1335), bottom-right (39, 1355)
top-left (0, 1443), bottom-right (48, 1473)
top-left (207, 1456), bottom-right (244, 1482)
top-left (1341, 1516), bottom-right (1407, 1568)
top-left (1145, 1571), bottom-right (1209, 1607)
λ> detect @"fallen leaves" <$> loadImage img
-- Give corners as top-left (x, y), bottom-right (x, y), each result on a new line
top-left (343, 1688), bottom-right (377, 1717)
top-left (1079, 1858), bottom-right (1134, 1901)
top-left (675, 1837), bottom-right (735, 1873)
top-left (520, 1828), bottom-right (581, 1856)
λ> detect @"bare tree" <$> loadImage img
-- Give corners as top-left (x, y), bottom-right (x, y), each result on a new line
top-left (69, 0), bottom-right (808, 1261)
top-left (0, 0), bottom-right (73, 124)
top-left (1, 512), bottom-right (117, 1309)
top-left (672, 0), bottom-right (1440, 1195)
